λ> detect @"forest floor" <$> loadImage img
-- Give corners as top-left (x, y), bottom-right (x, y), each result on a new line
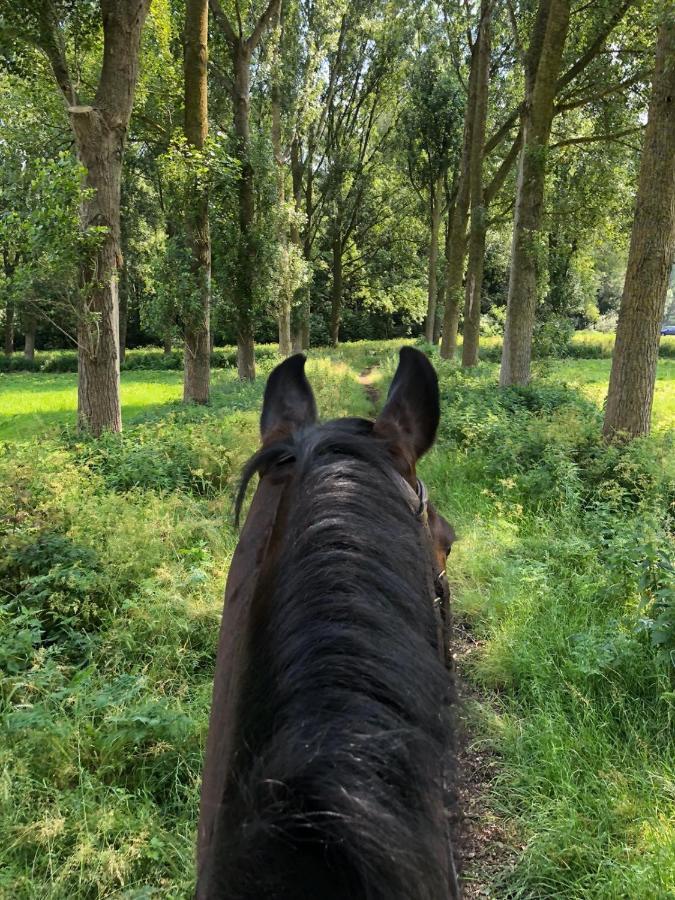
top-left (1, 341), bottom-right (674, 898)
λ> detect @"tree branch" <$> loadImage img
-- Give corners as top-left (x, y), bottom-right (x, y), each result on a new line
top-left (550, 125), bottom-right (644, 148)
top-left (485, 130), bottom-right (522, 206)
top-left (556, 0), bottom-right (634, 91)
top-left (209, 0), bottom-right (237, 46)
top-left (248, 0), bottom-right (282, 52)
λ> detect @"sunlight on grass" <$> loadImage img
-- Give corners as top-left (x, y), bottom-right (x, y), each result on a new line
top-left (0, 371), bottom-right (185, 440)
top-left (548, 358), bottom-right (675, 431)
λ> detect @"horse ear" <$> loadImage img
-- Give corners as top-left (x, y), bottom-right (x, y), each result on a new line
top-left (374, 347), bottom-right (440, 463)
top-left (261, 353), bottom-right (317, 442)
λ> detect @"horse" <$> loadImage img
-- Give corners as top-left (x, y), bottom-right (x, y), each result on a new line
top-left (196, 347), bottom-right (458, 899)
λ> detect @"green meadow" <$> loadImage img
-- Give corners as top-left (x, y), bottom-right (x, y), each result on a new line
top-left (1, 341), bottom-right (673, 898)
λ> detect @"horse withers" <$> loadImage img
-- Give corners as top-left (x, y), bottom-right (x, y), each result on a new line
top-left (197, 347), bottom-right (458, 899)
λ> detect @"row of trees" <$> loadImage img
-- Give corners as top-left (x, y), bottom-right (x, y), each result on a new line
top-left (0, 0), bottom-right (673, 437)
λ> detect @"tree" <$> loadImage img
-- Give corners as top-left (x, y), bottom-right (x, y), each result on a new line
top-left (439, 29), bottom-right (477, 359)
top-left (210, 0), bottom-right (282, 380)
top-left (8, 1), bottom-right (152, 433)
top-left (499, 0), bottom-right (571, 386)
top-left (183, 0), bottom-right (212, 402)
top-left (318, 1), bottom-right (405, 346)
top-left (603, 10), bottom-right (675, 439)
top-left (461, 0), bottom-right (492, 367)
top-left (402, 46), bottom-right (461, 344)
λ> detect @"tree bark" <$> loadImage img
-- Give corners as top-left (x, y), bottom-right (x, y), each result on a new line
top-left (233, 42), bottom-right (257, 379)
top-left (3, 299), bottom-right (14, 356)
top-left (298, 130), bottom-right (315, 351)
top-left (73, 124), bottom-right (125, 435)
top-left (603, 15), bottom-right (675, 440)
top-left (329, 231), bottom-right (343, 347)
top-left (424, 176), bottom-right (444, 343)
top-left (499, 0), bottom-right (571, 386)
top-left (440, 40), bottom-right (479, 359)
top-left (119, 278), bottom-right (128, 364)
top-left (183, 0), bottom-right (211, 403)
top-left (272, 56), bottom-right (292, 357)
top-left (462, 0), bottom-right (492, 368)
top-left (290, 134), bottom-right (309, 351)
top-left (23, 312), bottom-right (37, 362)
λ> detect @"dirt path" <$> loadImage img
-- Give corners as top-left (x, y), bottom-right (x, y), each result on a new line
top-left (357, 366), bottom-right (381, 412)
top-left (355, 366), bottom-right (512, 898)
top-left (452, 622), bottom-right (516, 897)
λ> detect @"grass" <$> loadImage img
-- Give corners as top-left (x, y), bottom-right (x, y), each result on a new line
top-left (1, 341), bottom-right (673, 898)
top-left (546, 358), bottom-right (675, 433)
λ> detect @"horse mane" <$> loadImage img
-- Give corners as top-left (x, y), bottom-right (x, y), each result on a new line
top-left (209, 418), bottom-right (454, 900)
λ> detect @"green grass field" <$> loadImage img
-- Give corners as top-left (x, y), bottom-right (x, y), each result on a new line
top-left (1, 342), bottom-right (673, 898)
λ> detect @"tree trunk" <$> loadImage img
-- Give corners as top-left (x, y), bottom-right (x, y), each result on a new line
top-left (73, 128), bottom-right (125, 435)
top-left (23, 312), bottom-right (36, 362)
top-left (290, 134), bottom-right (308, 352)
top-left (183, 0), bottom-right (211, 403)
top-left (294, 131), bottom-right (314, 351)
top-left (462, 0), bottom-right (492, 369)
top-left (603, 15), bottom-right (675, 440)
top-left (462, 217), bottom-right (487, 368)
top-left (3, 299), bottom-right (14, 356)
top-left (233, 43), bottom-right (257, 380)
top-left (440, 41), bottom-right (479, 359)
top-left (163, 334), bottom-right (173, 354)
top-left (499, 0), bottom-right (571, 386)
top-left (434, 242), bottom-right (446, 346)
top-left (424, 176), bottom-right (444, 343)
top-left (330, 232), bottom-right (343, 347)
top-left (119, 279), bottom-right (128, 364)
top-left (272, 64), bottom-right (292, 357)
top-left (237, 328), bottom-right (256, 380)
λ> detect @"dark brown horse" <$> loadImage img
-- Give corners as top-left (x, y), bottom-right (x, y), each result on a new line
top-left (197, 347), bottom-right (458, 899)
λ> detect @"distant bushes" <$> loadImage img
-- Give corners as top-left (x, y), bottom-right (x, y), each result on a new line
top-left (0, 343), bottom-right (282, 374)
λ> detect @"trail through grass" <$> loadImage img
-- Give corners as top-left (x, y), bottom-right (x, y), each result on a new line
top-left (1, 342), bottom-right (673, 898)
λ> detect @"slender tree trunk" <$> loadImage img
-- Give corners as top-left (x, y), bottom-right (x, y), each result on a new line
top-left (294, 130), bottom-right (314, 351)
top-left (3, 299), bottom-right (14, 356)
top-left (119, 279), bottom-right (128, 364)
top-left (233, 43), bottom-right (256, 380)
top-left (163, 334), bottom-right (173, 354)
top-left (434, 237), bottom-right (446, 347)
top-left (272, 66), bottom-right (292, 356)
top-left (290, 134), bottom-right (308, 352)
top-left (183, 0), bottom-right (211, 403)
top-left (440, 42), bottom-right (479, 359)
top-left (425, 176), bottom-right (444, 343)
top-left (500, 0), bottom-right (571, 386)
top-left (603, 15), bottom-right (675, 440)
top-left (24, 312), bottom-right (37, 362)
top-left (330, 231), bottom-right (343, 347)
top-left (462, 0), bottom-right (492, 368)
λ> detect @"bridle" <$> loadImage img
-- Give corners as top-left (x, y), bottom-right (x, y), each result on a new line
top-left (394, 472), bottom-right (451, 665)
